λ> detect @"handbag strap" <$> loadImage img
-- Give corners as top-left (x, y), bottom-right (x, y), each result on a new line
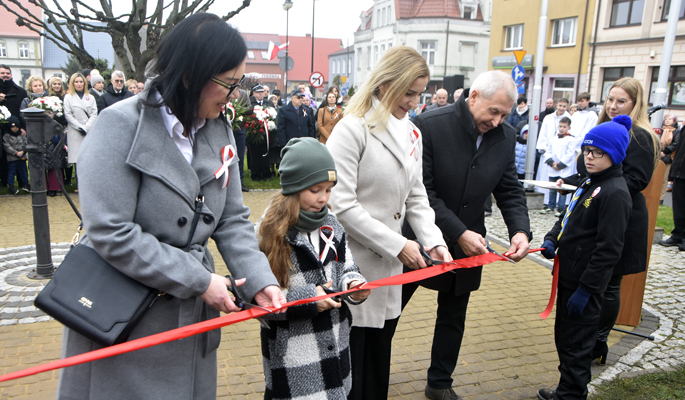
top-left (184, 190), bottom-right (205, 252)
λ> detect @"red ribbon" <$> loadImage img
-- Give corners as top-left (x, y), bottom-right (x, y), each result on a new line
top-left (0, 248), bottom-right (544, 383)
top-left (214, 145), bottom-right (236, 189)
top-left (318, 226), bottom-right (338, 262)
top-left (539, 255), bottom-right (559, 320)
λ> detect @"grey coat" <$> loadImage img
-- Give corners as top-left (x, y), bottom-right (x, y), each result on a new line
top-left (57, 89), bottom-right (279, 400)
top-left (63, 92), bottom-right (98, 163)
top-left (327, 108), bottom-right (446, 328)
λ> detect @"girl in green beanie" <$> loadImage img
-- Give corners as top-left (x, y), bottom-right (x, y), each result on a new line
top-left (257, 137), bottom-right (370, 399)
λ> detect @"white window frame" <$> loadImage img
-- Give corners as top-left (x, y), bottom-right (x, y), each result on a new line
top-left (0, 41), bottom-right (6, 57)
top-left (367, 46), bottom-right (371, 69)
top-left (551, 17), bottom-right (577, 47)
top-left (374, 45), bottom-right (379, 66)
top-left (552, 78), bottom-right (575, 102)
top-left (382, 8), bottom-right (386, 26)
top-left (504, 25), bottom-right (524, 50)
top-left (18, 42), bottom-right (29, 59)
top-left (260, 51), bottom-right (269, 59)
top-left (419, 41), bottom-right (436, 66)
top-left (247, 51), bottom-right (255, 59)
top-left (357, 48), bottom-right (362, 69)
top-left (348, 59), bottom-right (352, 75)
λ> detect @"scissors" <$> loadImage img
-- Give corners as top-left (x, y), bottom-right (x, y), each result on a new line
top-left (415, 240), bottom-right (455, 274)
top-left (320, 284), bottom-right (342, 303)
top-left (485, 239), bottom-right (516, 264)
top-left (226, 275), bottom-right (271, 329)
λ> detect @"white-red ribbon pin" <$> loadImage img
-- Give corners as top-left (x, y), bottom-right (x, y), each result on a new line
top-left (214, 145), bottom-right (236, 189)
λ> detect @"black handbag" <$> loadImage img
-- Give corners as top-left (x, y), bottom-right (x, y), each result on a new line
top-left (35, 192), bottom-right (206, 347)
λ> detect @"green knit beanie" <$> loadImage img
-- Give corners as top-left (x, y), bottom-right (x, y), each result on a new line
top-left (279, 137), bottom-right (337, 195)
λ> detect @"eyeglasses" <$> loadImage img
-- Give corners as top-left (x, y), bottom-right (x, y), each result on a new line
top-left (582, 148), bottom-right (606, 158)
top-left (112, 79), bottom-right (124, 83)
top-left (605, 96), bottom-right (633, 108)
top-left (211, 74), bottom-right (245, 98)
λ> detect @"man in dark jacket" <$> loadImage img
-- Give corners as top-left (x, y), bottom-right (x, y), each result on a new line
top-left (0, 65), bottom-right (28, 188)
top-left (277, 89), bottom-right (315, 146)
top-left (661, 125), bottom-right (685, 250)
top-left (249, 84), bottom-right (275, 109)
top-left (96, 70), bottom-right (134, 113)
top-left (403, 70), bottom-right (531, 400)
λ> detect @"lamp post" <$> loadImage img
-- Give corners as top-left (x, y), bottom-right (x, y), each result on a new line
top-left (283, 0), bottom-right (293, 93)
top-left (311, 0), bottom-right (315, 75)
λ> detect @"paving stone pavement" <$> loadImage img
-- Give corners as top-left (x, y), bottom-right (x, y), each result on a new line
top-left (0, 193), bottom-right (673, 399)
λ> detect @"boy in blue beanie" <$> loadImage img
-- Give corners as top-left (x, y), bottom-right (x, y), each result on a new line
top-left (537, 115), bottom-right (633, 400)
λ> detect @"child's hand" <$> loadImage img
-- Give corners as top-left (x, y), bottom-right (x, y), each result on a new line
top-left (540, 240), bottom-right (556, 259)
top-left (16, 151), bottom-right (24, 158)
top-left (348, 280), bottom-right (370, 302)
top-left (316, 280), bottom-right (341, 312)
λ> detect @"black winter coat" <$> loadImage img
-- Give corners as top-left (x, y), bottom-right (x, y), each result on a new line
top-left (0, 80), bottom-right (28, 130)
top-left (410, 90), bottom-right (531, 295)
top-left (96, 84), bottom-right (134, 114)
top-left (565, 126), bottom-right (655, 276)
top-left (277, 102), bottom-right (316, 146)
top-left (546, 165), bottom-right (632, 293)
top-left (667, 126), bottom-right (685, 181)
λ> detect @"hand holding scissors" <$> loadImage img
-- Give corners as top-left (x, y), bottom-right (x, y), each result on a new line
top-left (226, 275), bottom-right (272, 329)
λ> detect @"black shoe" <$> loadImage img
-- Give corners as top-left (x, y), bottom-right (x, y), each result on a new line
top-left (48, 190), bottom-right (57, 197)
top-left (424, 385), bottom-right (462, 400)
top-left (241, 184), bottom-right (249, 192)
top-left (8, 186), bottom-right (19, 195)
top-left (537, 388), bottom-right (556, 400)
top-left (679, 242), bottom-right (685, 252)
top-left (20, 185), bottom-right (30, 192)
top-left (659, 236), bottom-right (683, 247)
top-left (592, 341), bottom-right (608, 365)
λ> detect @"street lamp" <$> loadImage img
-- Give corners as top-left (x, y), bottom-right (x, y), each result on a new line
top-left (283, 0), bottom-right (293, 93)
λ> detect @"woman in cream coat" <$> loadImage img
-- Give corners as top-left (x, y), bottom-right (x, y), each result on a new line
top-left (64, 72), bottom-right (98, 164)
top-left (327, 46), bottom-right (451, 400)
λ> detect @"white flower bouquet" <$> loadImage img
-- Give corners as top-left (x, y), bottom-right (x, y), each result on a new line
top-left (29, 96), bottom-right (63, 117)
top-left (0, 105), bottom-right (11, 124)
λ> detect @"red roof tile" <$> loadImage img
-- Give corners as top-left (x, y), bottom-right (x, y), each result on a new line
top-left (0, 0), bottom-right (42, 38)
top-left (395, 0), bottom-right (481, 20)
top-left (278, 35), bottom-right (343, 82)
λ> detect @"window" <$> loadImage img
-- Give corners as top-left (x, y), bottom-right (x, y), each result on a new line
top-left (18, 42), bottom-right (29, 58)
top-left (463, 6), bottom-right (476, 19)
top-left (504, 25), bottom-right (524, 50)
top-left (610, 0), bottom-right (644, 27)
top-left (374, 45), bottom-right (379, 65)
top-left (662, 0), bottom-right (685, 20)
top-left (552, 79), bottom-right (575, 102)
top-left (261, 51), bottom-right (268, 59)
top-left (0, 41), bottom-right (6, 57)
top-left (348, 59), bottom-right (351, 75)
top-left (387, 6), bottom-right (392, 23)
top-left (367, 46), bottom-right (371, 69)
top-left (602, 67), bottom-right (635, 101)
top-left (419, 41), bottom-right (436, 65)
top-left (357, 48), bottom-right (362, 69)
top-left (649, 66), bottom-right (685, 107)
top-left (382, 8), bottom-right (386, 26)
top-left (381, 43), bottom-right (385, 55)
top-left (552, 17), bottom-right (577, 46)
top-left (247, 51), bottom-right (255, 59)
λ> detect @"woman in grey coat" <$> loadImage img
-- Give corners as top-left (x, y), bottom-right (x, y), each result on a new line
top-left (57, 14), bottom-right (285, 400)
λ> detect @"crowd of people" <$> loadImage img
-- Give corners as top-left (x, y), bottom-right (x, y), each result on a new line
top-left (1, 11), bottom-right (682, 400)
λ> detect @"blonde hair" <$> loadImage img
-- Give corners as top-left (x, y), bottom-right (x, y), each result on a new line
top-left (47, 76), bottom-right (64, 97)
top-left (126, 79), bottom-right (138, 90)
top-left (25, 76), bottom-right (47, 93)
top-left (258, 193), bottom-right (301, 288)
top-left (68, 73), bottom-right (89, 95)
top-left (598, 77), bottom-right (659, 165)
top-left (344, 46), bottom-right (429, 128)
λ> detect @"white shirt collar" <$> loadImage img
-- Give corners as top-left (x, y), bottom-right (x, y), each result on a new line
top-left (155, 91), bottom-right (206, 164)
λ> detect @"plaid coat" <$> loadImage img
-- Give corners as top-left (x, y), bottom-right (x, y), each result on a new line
top-left (261, 213), bottom-right (366, 399)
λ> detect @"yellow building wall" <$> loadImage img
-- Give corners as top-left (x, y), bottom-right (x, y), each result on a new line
top-left (489, 0), bottom-right (596, 75)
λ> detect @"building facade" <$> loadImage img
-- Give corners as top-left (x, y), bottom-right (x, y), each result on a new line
top-left (588, 0), bottom-right (685, 119)
top-left (328, 45), bottom-right (355, 96)
top-left (488, 0), bottom-right (597, 109)
top-left (354, 0), bottom-right (492, 104)
top-left (0, 0), bottom-right (43, 87)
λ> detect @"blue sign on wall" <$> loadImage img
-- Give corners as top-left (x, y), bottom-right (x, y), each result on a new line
top-left (512, 65), bottom-right (525, 82)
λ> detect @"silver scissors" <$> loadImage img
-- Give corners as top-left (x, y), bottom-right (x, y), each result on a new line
top-left (226, 275), bottom-right (271, 329)
top-left (485, 239), bottom-right (516, 264)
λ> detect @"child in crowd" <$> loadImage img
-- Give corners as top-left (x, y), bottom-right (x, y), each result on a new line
top-left (541, 117), bottom-right (576, 216)
top-left (2, 115), bottom-right (28, 194)
top-left (257, 137), bottom-right (370, 399)
top-left (515, 124), bottom-right (529, 180)
top-left (537, 115), bottom-right (633, 400)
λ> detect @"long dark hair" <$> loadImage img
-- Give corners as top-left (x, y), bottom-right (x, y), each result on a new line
top-left (145, 13), bottom-right (247, 135)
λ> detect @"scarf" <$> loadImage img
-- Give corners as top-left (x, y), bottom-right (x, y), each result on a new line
top-left (293, 207), bottom-right (328, 232)
top-left (76, 90), bottom-right (84, 99)
top-left (558, 178), bottom-right (591, 240)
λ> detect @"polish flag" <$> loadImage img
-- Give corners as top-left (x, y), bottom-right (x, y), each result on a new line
top-left (268, 41), bottom-right (289, 61)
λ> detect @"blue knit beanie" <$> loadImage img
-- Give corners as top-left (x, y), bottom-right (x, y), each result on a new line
top-left (582, 115), bottom-right (631, 164)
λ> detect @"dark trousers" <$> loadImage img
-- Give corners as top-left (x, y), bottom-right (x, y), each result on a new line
top-left (672, 178), bottom-right (685, 239)
top-left (554, 285), bottom-right (603, 400)
top-left (402, 283), bottom-right (471, 389)
top-left (596, 275), bottom-right (623, 342)
top-left (233, 129), bottom-right (246, 182)
top-left (348, 317), bottom-right (399, 400)
top-left (0, 147), bottom-right (7, 187)
top-left (7, 160), bottom-right (28, 188)
top-left (484, 194), bottom-right (493, 213)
